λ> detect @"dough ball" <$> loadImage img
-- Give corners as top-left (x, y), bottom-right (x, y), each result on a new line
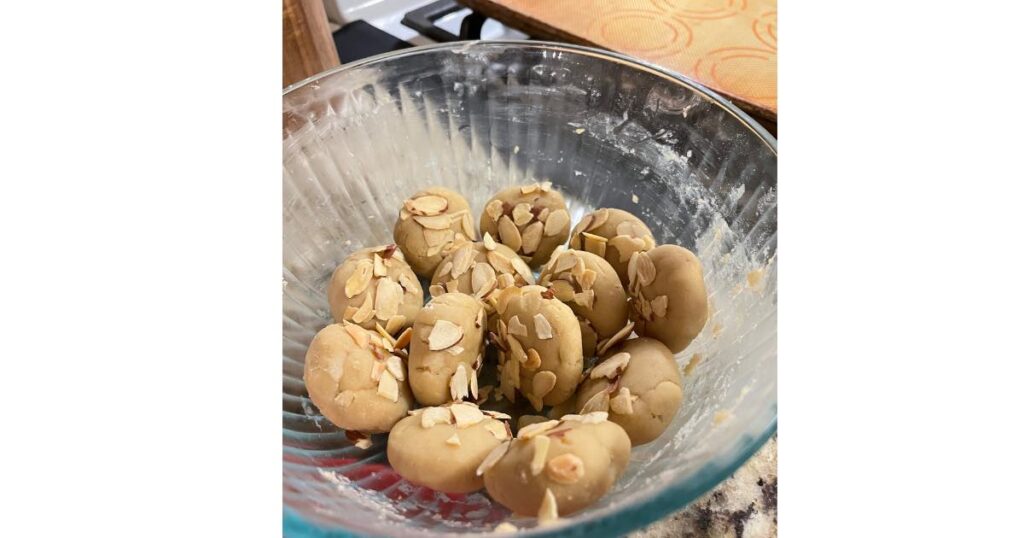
top-left (479, 182), bottom-right (571, 268)
top-left (428, 239), bottom-right (534, 301)
top-left (408, 292), bottom-right (487, 406)
top-left (539, 249), bottom-right (628, 357)
top-left (482, 413), bottom-right (631, 518)
top-left (627, 245), bottom-right (708, 353)
top-left (394, 187), bottom-right (475, 277)
top-left (303, 322), bottom-right (413, 434)
top-left (569, 208), bottom-right (656, 286)
top-left (388, 402), bottom-right (511, 493)
top-left (492, 285), bottom-right (583, 411)
top-left (575, 337), bottom-right (683, 445)
top-left (326, 244), bottom-right (422, 334)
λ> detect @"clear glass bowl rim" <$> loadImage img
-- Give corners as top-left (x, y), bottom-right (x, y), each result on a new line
top-left (283, 40), bottom-right (777, 538)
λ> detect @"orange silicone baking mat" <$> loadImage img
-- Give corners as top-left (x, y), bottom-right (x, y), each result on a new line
top-left (460, 0), bottom-right (777, 119)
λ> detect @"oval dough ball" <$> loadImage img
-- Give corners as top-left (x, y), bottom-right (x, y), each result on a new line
top-left (429, 239), bottom-right (534, 301)
top-left (539, 249), bottom-right (628, 356)
top-left (479, 182), bottom-right (571, 268)
top-left (327, 245), bottom-right (423, 334)
top-left (575, 337), bottom-right (683, 445)
top-left (408, 292), bottom-right (487, 406)
top-left (388, 402), bottom-right (511, 493)
top-left (303, 322), bottom-right (413, 433)
top-left (569, 208), bottom-right (656, 286)
top-left (482, 413), bottom-right (631, 518)
top-left (627, 245), bottom-right (708, 353)
top-left (394, 187), bottom-right (475, 277)
top-left (492, 285), bottom-right (583, 411)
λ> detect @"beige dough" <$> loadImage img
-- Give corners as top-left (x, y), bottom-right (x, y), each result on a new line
top-left (575, 337), bottom-right (683, 445)
top-left (627, 245), bottom-right (709, 353)
top-left (388, 402), bottom-right (511, 493)
top-left (394, 187), bottom-right (475, 277)
top-left (491, 285), bottom-right (583, 411)
top-left (303, 322), bottom-right (413, 434)
top-left (481, 412), bottom-right (631, 518)
top-left (428, 239), bottom-right (534, 301)
top-left (539, 249), bottom-right (628, 357)
top-left (478, 183), bottom-right (571, 268)
top-left (326, 245), bottom-right (423, 334)
top-left (408, 292), bottom-right (487, 406)
top-left (568, 208), bottom-right (656, 286)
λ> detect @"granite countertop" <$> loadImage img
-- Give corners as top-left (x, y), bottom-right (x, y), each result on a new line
top-left (631, 436), bottom-right (777, 538)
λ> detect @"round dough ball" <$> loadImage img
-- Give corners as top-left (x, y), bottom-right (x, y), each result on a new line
top-left (569, 208), bottom-right (656, 286)
top-left (327, 245), bottom-right (422, 334)
top-left (479, 182), bottom-right (571, 268)
top-left (388, 403), bottom-right (511, 493)
top-left (394, 187), bottom-right (475, 277)
top-left (492, 285), bottom-right (583, 411)
top-left (539, 249), bottom-right (628, 356)
top-left (408, 292), bottom-right (487, 406)
top-left (303, 322), bottom-right (413, 433)
top-left (627, 245), bottom-right (708, 353)
top-left (575, 337), bottom-right (683, 445)
top-left (482, 413), bottom-right (631, 518)
top-left (429, 240), bottom-right (534, 301)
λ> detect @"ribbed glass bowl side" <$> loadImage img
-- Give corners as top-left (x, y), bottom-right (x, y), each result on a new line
top-left (283, 41), bottom-right (776, 537)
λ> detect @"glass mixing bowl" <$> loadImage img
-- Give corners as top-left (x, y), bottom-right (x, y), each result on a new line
top-left (283, 41), bottom-right (776, 537)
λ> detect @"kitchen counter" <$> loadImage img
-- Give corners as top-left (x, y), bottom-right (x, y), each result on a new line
top-left (631, 436), bottom-right (777, 538)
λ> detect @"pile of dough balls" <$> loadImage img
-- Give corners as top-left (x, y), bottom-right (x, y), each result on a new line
top-left (303, 182), bottom-right (710, 528)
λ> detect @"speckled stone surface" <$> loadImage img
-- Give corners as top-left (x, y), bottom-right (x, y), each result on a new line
top-left (630, 436), bottom-right (777, 538)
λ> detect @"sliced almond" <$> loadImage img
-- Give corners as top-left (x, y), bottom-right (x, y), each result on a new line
top-left (574, 289), bottom-right (595, 309)
top-left (627, 251), bottom-right (640, 290)
top-left (518, 419), bottom-right (559, 439)
top-left (520, 221), bottom-right (544, 255)
top-left (539, 181), bottom-right (552, 192)
top-left (507, 315), bottom-right (528, 337)
top-left (472, 420), bottom-right (504, 442)
top-left (495, 287), bottom-right (517, 315)
top-left (525, 348), bottom-right (542, 370)
top-left (373, 254), bottom-right (387, 277)
top-left (507, 334), bottom-right (527, 364)
top-left (483, 231), bottom-right (497, 250)
top-left (405, 195), bottom-right (448, 216)
top-left (537, 207), bottom-right (550, 222)
top-left (394, 327), bottom-right (412, 350)
top-left (445, 280), bottom-right (460, 294)
top-left (344, 261), bottom-right (373, 298)
top-left (579, 390), bottom-right (609, 413)
top-left (385, 355), bottom-right (406, 381)
top-left (428, 284), bottom-right (445, 297)
top-left (574, 214), bottom-right (594, 237)
top-left (451, 245), bottom-right (474, 278)
top-left (497, 215), bottom-right (522, 252)
top-left (591, 352), bottom-right (631, 379)
top-left (636, 252), bottom-right (656, 286)
top-left (476, 440), bottom-right (511, 476)
top-left (461, 211), bottom-right (477, 240)
top-left (428, 320), bottom-right (464, 351)
top-left (374, 278), bottom-right (403, 320)
top-left (334, 390), bottom-right (355, 407)
top-left (421, 406), bottom-right (453, 428)
top-left (496, 273), bottom-right (516, 289)
top-left (520, 183), bottom-right (538, 194)
top-left (543, 209), bottom-right (569, 237)
top-left (571, 255), bottom-right (586, 281)
top-left (450, 402), bottom-right (485, 427)
top-left (537, 488), bottom-right (559, 524)
top-left (487, 250), bottom-right (515, 275)
top-left (610, 387), bottom-right (635, 415)
top-left (399, 208), bottom-right (411, 221)
top-left (343, 306), bottom-right (358, 320)
top-left (343, 322), bottom-right (370, 348)
top-left (375, 323), bottom-right (396, 346)
top-left (445, 433), bottom-right (461, 446)
top-left (471, 262), bottom-right (497, 297)
top-left (552, 251), bottom-right (577, 274)
top-left (354, 437), bottom-right (372, 450)
top-left (580, 411), bottom-right (609, 424)
top-left (385, 314), bottom-right (406, 335)
top-left (424, 228), bottom-right (453, 247)
top-left (549, 280), bottom-right (575, 302)
top-left (546, 453), bottom-right (585, 484)
top-left (533, 313), bottom-right (554, 340)
top-left (511, 257), bottom-right (535, 283)
top-left (609, 235), bottom-right (646, 263)
top-left (651, 295), bottom-right (669, 317)
top-left (532, 370), bottom-right (557, 399)
top-left (579, 269), bottom-right (597, 290)
top-left (526, 393), bottom-right (544, 412)
top-left (512, 203), bottom-right (534, 226)
top-left (587, 208), bottom-right (609, 231)
top-left (450, 363), bottom-right (470, 401)
top-left (529, 434), bottom-right (550, 475)
top-left (436, 260), bottom-right (453, 279)
top-left (377, 370), bottom-right (399, 402)
top-left (469, 365), bottom-right (479, 399)
top-left (352, 291), bottom-right (375, 323)
top-left (413, 213), bottom-right (454, 230)
top-left (582, 232), bottom-right (607, 257)
top-left (485, 199), bottom-right (505, 221)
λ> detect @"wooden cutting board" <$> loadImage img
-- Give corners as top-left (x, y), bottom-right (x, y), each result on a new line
top-left (459, 0), bottom-right (777, 121)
